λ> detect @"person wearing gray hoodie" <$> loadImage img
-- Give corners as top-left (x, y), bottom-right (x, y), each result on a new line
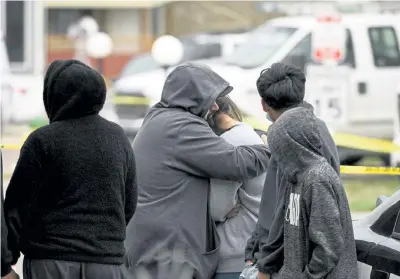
top-left (124, 62), bottom-right (271, 279)
top-left (243, 64), bottom-right (340, 278)
top-left (207, 96), bottom-right (268, 279)
top-left (260, 107), bottom-right (358, 279)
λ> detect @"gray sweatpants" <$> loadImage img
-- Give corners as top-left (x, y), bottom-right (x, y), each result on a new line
top-left (23, 258), bottom-right (131, 279)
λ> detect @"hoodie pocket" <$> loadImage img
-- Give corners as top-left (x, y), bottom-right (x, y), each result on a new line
top-left (201, 219), bottom-right (220, 279)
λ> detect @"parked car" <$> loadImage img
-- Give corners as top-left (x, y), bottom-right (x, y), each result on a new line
top-left (116, 30), bottom-right (248, 80)
top-left (355, 190), bottom-right (400, 279)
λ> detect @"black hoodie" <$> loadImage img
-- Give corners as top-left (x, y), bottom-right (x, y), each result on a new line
top-left (1, 150), bottom-right (13, 276)
top-left (264, 107), bottom-right (357, 279)
top-left (4, 60), bottom-right (137, 265)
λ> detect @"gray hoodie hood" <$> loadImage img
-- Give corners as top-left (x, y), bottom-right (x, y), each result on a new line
top-left (159, 62), bottom-right (233, 118)
top-left (267, 107), bottom-right (323, 183)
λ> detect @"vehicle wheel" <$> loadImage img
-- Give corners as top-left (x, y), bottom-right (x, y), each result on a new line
top-left (340, 155), bottom-right (363, 166)
top-left (379, 154), bottom-right (391, 167)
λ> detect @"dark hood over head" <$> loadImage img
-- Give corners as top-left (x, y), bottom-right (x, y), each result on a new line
top-left (267, 107), bottom-right (323, 182)
top-left (159, 62), bottom-right (233, 117)
top-left (43, 60), bottom-right (106, 123)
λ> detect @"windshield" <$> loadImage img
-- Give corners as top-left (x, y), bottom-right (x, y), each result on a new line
top-left (225, 25), bottom-right (297, 69)
top-left (119, 54), bottom-right (159, 78)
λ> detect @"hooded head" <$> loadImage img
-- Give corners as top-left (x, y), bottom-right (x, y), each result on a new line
top-left (267, 107), bottom-right (323, 183)
top-left (43, 60), bottom-right (106, 123)
top-left (159, 62), bottom-right (233, 118)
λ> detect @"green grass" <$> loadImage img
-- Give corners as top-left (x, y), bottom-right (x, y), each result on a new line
top-left (344, 177), bottom-right (399, 212)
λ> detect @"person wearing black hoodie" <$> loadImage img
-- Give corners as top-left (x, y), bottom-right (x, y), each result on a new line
top-left (4, 60), bottom-right (137, 279)
top-left (263, 107), bottom-right (358, 279)
top-left (1, 150), bottom-right (19, 279)
top-left (242, 63), bottom-right (340, 279)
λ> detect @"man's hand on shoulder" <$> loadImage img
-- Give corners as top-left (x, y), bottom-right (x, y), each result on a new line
top-left (257, 272), bottom-right (271, 279)
top-left (2, 269), bottom-right (19, 279)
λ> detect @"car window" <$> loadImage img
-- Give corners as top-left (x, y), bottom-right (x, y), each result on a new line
top-left (371, 200), bottom-right (400, 237)
top-left (393, 211), bottom-right (400, 240)
top-left (119, 54), bottom-right (159, 79)
top-left (281, 29), bottom-right (355, 72)
top-left (368, 26), bottom-right (400, 67)
top-left (281, 34), bottom-right (311, 72)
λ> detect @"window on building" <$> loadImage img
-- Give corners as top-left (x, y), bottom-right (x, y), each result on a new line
top-left (48, 9), bottom-right (96, 35)
top-left (3, 0), bottom-right (33, 71)
top-left (5, 0), bottom-right (24, 63)
top-left (368, 26), bottom-right (400, 67)
top-left (151, 7), bottom-right (163, 37)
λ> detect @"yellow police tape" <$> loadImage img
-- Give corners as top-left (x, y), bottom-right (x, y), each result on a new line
top-left (340, 166), bottom-right (400, 175)
top-left (1, 96), bottom-right (400, 156)
top-left (113, 96), bottom-right (152, 105)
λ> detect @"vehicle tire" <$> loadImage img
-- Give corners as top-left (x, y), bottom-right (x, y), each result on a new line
top-left (340, 155), bottom-right (363, 166)
top-left (380, 154), bottom-right (391, 167)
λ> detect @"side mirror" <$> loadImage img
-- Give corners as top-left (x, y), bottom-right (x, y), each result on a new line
top-left (376, 195), bottom-right (388, 208)
top-left (370, 268), bottom-right (390, 279)
top-left (392, 211), bottom-right (400, 241)
top-left (369, 269), bottom-right (390, 279)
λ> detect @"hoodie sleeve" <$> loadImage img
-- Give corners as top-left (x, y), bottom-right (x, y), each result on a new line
top-left (302, 180), bottom-right (344, 279)
top-left (173, 119), bottom-right (270, 181)
top-left (4, 134), bottom-right (46, 265)
top-left (124, 149), bottom-right (137, 225)
top-left (245, 221), bottom-right (260, 262)
top-left (257, 198), bottom-right (285, 275)
top-left (1, 152), bottom-right (13, 277)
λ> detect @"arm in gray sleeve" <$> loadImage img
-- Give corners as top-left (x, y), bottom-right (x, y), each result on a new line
top-left (245, 221), bottom-right (260, 262)
top-left (257, 199), bottom-right (285, 275)
top-left (210, 179), bottom-right (241, 222)
top-left (173, 119), bottom-right (270, 180)
top-left (302, 181), bottom-right (344, 278)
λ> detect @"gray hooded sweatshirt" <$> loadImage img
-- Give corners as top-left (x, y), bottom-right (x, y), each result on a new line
top-left (124, 62), bottom-right (270, 279)
top-left (246, 102), bottom-right (340, 265)
top-left (265, 107), bottom-right (358, 279)
top-left (210, 122), bottom-right (267, 273)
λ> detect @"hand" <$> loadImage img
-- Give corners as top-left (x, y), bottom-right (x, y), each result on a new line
top-left (226, 203), bottom-right (241, 219)
top-left (257, 272), bottom-right (271, 279)
top-left (2, 269), bottom-right (19, 279)
top-left (246, 260), bottom-right (253, 265)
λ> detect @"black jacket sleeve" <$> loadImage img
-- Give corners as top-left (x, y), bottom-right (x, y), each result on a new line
top-left (4, 134), bottom-right (45, 265)
top-left (124, 150), bottom-right (137, 225)
top-left (1, 151), bottom-right (13, 277)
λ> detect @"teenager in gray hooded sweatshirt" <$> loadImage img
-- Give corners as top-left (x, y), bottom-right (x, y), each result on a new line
top-left (244, 64), bottom-right (340, 275)
top-left (125, 62), bottom-right (270, 279)
top-left (263, 107), bottom-right (358, 279)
